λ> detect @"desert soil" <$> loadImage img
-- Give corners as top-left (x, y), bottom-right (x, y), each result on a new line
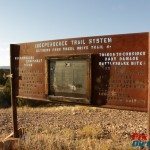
top-left (0, 105), bottom-right (148, 149)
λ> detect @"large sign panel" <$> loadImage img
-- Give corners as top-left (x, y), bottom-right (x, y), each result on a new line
top-left (11, 32), bottom-right (149, 111)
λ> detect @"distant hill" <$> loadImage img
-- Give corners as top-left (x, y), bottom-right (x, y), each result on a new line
top-left (0, 66), bottom-right (10, 69)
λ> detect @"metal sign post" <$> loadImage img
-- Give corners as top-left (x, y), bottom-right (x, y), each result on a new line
top-left (10, 45), bottom-right (19, 138)
top-left (10, 75), bottom-right (18, 138)
top-left (148, 43), bottom-right (150, 150)
top-left (148, 104), bottom-right (150, 149)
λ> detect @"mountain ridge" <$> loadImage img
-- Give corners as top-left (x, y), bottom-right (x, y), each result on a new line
top-left (0, 66), bottom-right (10, 69)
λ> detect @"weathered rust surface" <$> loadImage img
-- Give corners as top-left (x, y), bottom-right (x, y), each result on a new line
top-left (11, 32), bottom-right (149, 111)
top-left (148, 33), bottom-right (150, 138)
top-left (10, 44), bottom-right (19, 138)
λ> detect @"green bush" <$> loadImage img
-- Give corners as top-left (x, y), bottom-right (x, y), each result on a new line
top-left (0, 77), bottom-right (49, 108)
top-left (0, 69), bottom-right (7, 85)
top-left (0, 79), bottom-right (11, 108)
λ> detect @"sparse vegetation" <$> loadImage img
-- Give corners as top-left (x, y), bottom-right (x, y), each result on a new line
top-left (0, 79), bottom-right (11, 108)
top-left (0, 106), bottom-right (147, 150)
top-left (0, 69), bottom-right (11, 108)
top-left (0, 69), bottom-right (8, 86)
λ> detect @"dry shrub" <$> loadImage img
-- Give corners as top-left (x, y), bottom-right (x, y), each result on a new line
top-left (19, 133), bottom-right (49, 150)
top-left (108, 140), bottom-right (135, 150)
top-left (77, 124), bottom-right (102, 139)
top-left (76, 138), bottom-right (111, 150)
top-left (19, 126), bottom-right (134, 150)
top-left (19, 132), bottom-right (75, 150)
top-left (56, 128), bottom-right (75, 140)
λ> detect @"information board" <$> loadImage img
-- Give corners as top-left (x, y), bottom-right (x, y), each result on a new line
top-left (10, 32), bottom-right (149, 111)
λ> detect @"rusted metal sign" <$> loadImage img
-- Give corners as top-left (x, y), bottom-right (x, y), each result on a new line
top-left (10, 32), bottom-right (149, 111)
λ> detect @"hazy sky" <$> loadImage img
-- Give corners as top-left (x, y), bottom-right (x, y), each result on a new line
top-left (0, 0), bottom-right (150, 66)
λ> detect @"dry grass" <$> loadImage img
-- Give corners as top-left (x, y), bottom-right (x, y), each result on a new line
top-left (0, 86), bottom-right (4, 92)
top-left (18, 129), bottom-right (133, 150)
top-left (0, 105), bottom-right (147, 150)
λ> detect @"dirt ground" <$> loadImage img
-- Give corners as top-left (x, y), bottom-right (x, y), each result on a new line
top-left (0, 105), bottom-right (148, 149)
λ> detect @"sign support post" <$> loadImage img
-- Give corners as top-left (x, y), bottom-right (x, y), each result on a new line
top-left (10, 75), bottom-right (18, 138)
top-left (10, 45), bottom-right (19, 138)
top-left (148, 36), bottom-right (150, 150)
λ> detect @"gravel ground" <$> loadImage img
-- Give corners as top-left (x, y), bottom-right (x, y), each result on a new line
top-left (0, 105), bottom-right (148, 149)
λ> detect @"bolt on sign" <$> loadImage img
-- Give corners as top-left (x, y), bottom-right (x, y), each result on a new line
top-left (10, 32), bottom-right (150, 111)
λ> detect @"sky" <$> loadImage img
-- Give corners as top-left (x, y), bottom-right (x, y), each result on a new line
top-left (0, 0), bottom-right (150, 66)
